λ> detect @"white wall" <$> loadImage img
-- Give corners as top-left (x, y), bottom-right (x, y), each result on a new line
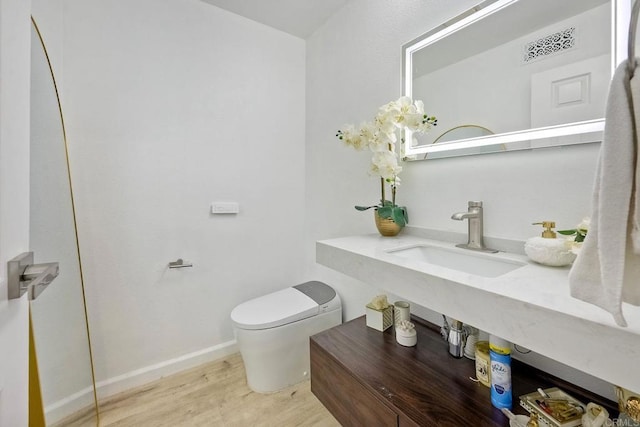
top-left (58, 0), bottom-right (306, 396)
top-left (305, 0), bottom-right (611, 396)
top-left (0, 0), bottom-right (32, 425)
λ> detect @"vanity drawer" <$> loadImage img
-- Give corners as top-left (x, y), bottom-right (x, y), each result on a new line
top-left (310, 338), bottom-right (397, 426)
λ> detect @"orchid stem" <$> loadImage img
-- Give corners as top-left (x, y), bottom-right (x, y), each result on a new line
top-left (392, 182), bottom-right (396, 206)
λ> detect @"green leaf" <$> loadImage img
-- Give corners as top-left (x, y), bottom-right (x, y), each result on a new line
top-left (557, 229), bottom-right (577, 236)
top-left (355, 205), bottom-right (378, 211)
top-left (391, 207), bottom-right (407, 227)
top-left (377, 206), bottom-right (392, 219)
top-left (391, 206), bottom-right (408, 227)
top-left (376, 205), bottom-right (408, 228)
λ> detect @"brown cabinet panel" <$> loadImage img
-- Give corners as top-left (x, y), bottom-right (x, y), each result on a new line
top-left (398, 413), bottom-right (420, 427)
top-left (311, 316), bottom-right (617, 427)
top-left (311, 339), bottom-right (397, 426)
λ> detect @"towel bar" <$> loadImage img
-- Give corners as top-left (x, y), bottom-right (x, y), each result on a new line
top-left (168, 258), bottom-right (193, 269)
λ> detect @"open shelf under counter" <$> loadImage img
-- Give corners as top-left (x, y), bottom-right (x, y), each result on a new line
top-left (310, 316), bottom-right (617, 427)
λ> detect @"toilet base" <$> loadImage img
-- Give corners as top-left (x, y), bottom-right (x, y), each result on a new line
top-left (235, 308), bottom-right (341, 393)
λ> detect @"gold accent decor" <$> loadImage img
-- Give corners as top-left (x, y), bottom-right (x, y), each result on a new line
top-left (29, 310), bottom-right (45, 427)
top-left (616, 386), bottom-right (640, 422)
top-left (626, 397), bottom-right (640, 422)
top-left (374, 210), bottom-right (401, 237)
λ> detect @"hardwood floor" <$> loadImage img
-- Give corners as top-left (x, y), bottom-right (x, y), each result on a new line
top-left (57, 353), bottom-right (340, 427)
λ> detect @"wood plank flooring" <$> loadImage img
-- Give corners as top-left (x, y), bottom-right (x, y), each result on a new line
top-left (57, 353), bottom-right (340, 427)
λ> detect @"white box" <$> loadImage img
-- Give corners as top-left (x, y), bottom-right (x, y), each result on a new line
top-left (365, 304), bottom-right (393, 331)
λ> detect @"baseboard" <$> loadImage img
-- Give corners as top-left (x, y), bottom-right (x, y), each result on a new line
top-left (95, 339), bottom-right (238, 400)
top-left (45, 384), bottom-right (95, 425)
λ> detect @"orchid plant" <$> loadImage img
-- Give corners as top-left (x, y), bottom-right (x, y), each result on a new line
top-left (558, 217), bottom-right (590, 254)
top-left (336, 96), bottom-right (436, 227)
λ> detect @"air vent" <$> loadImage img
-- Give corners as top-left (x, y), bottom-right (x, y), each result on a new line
top-left (523, 27), bottom-right (576, 63)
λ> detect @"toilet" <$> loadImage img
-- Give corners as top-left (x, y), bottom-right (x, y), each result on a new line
top-left (230, 281), bottom-right (342, 393)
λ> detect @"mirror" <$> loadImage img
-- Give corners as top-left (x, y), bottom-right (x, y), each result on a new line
top-left (403, 0), bottom-right (628, 160)
top-left (425, 125), bottom-right (494, 159)
top-left (29, 18), bottom-right (99, 425)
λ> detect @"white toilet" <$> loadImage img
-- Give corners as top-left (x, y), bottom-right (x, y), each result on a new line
top-left (230, 281), bottom-right (341, 393)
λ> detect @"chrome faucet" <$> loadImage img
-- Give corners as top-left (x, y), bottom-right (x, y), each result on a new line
top-left (451, 201), bottom-right (498, 253)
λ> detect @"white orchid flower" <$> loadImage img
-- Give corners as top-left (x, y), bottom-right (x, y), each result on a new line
top-left (371, 151), bottom-right (402, 181)
top-left (337, 124), bottom-right (366, 150)
top-left (577, 217), bottom-right (590, 232)
top-left (359, 121), bottom-right (377, 142)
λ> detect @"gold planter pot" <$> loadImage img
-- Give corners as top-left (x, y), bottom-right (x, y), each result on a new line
top-left (374, 210), bottom-right (401, 237)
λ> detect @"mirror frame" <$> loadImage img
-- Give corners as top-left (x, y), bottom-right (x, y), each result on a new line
top-left (402, 0), bottom-right (631, 160)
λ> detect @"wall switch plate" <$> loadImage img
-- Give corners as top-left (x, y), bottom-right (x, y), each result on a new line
top-left (211, 202), bottom-right (239, 214)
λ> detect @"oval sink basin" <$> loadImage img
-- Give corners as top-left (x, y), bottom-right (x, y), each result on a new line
top-left (386, 244), bottom-right (526, 278)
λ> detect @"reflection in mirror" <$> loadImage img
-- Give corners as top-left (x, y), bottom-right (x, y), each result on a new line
top-left (30, 18), bottom-right (98, 425)
top-left (424, 125), bottom-right (494, 159)
top-left (403, 0), bottom-right (626, 160)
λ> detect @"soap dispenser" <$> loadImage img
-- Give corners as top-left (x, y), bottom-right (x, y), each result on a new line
top-left (524, 221), bottom-right (577, 267)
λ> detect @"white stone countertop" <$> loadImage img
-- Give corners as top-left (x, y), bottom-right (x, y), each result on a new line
top-left (316, 231), bottom-right (640, 393)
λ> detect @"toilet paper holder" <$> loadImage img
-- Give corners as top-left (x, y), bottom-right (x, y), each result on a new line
top-left (168, 258), bottom-right (193, 269)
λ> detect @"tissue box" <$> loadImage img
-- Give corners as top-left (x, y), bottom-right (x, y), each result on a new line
top-left (365, 304), bottom-right (393, 331)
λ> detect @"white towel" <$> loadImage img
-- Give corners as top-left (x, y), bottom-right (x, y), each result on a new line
top-left (632, 63), bottom-right (640, 253)
top-left (569, 59), bottom-right (640, 327)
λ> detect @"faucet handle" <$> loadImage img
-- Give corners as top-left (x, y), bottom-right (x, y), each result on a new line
top-left (468, 201), bottom-right (483, 208)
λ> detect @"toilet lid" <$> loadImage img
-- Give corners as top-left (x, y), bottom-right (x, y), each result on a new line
top-left (231, 287), bottom-right (319, 330)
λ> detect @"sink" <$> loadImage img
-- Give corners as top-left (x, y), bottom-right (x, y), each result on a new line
top-left (386, 244), bottom-right (526, 278)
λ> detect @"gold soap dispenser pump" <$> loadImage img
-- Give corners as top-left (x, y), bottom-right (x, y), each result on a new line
top-left (535, 221), bottom-right (556, 238)
top-left (524, 221), bottom-right (577, 267)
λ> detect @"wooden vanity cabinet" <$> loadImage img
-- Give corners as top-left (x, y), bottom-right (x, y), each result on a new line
top-left (310, 316), bottom-right (616, 427)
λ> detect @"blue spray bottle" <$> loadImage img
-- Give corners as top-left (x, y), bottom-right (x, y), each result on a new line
top-left (489, 335), bottom-right (512, 410)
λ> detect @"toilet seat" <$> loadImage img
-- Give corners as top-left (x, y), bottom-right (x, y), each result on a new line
top-left (230, 287), bottom-right (319, 330)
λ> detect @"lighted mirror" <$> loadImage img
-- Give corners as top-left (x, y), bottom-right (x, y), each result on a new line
top-left (403, 0), bottom-right (629, 160)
